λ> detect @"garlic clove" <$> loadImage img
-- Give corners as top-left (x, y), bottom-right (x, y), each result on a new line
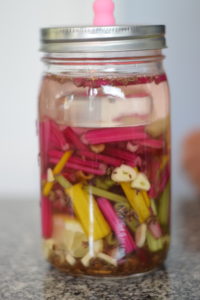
top-left (111, 164), bottom-right (137, 182)
top-left (146, 116), bottom-right (169, 138)
top-left (81, 253), bottom-right (94, 267)
top-left (148, 220), bottom-right (162, 239)
top-left (135, 223), bottom-right (147, 248)
top-left (66, 253), bottom-right (76, 266)
top-left (47, 168), bottom-right (55, 182)
top-left (94, 239), bottom-right (103, 254)
top-left (90, 144), bottom-right (105, 153)
top-left (97, 253), bottom-right (117, 266)
top-left (131, 173), bottom-right (151, 191)
top-left (127, 142), bottom-right (139, 153)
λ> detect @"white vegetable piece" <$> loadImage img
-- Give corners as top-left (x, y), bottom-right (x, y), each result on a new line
top-left (80, 240), bottom-right (103, 267)
top-left (94, 239), bottom-right (103, 254)
top-left (66, 254), bottom-right (76, 266)
top-left (47, 168), bottom-right (55, 182)
top-left (64, 220), bottom-right (84, 233)
top-left (131, 173), bottom-right (151, 191)
top-left (135, 224), bottom-right (147, 248)
top-left (90, 144), bottom-right (105, 153)
top-left (97, 253), bottom-right (117, 266)
top-left (111, 164), bottom-right (137, 182)
top-left (126, 142), bottom-right (139, 153)
top-left (81, 253), bottom-right (94, 267)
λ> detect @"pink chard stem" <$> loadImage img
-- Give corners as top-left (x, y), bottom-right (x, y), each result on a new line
top-left (49, 150), bottom-right (107, 174)
top-left (149, 163), bottom-right (170, 198)
top-left (97, 197), bottom-right (136, 254)
top-left (50, 120), bottom-right (69, 151)
top-left (64, 127), bottom-right (88, 150)
top-left (50, 158), bottom-right (106, 175)
top-left (39, 120), bottom-right (51, 171)
top-left (148, 220), bottom-right (163, 239)
top-left (135, 139), bottom-right (164, 149)
top-left (66, 162), bottom-right (106, 175)
top-left (104, 147), bottom-right (142, 167)
top-left (158, 163), bottom-right (170, 194)
top-left (49, 150), bottom-right (105, 169)
top-left (41, 196), bottom-right (53, 238)
top-left (82, 126), bottom-right (148, 145)
top-left (79, 150), bottom-right (122, 167)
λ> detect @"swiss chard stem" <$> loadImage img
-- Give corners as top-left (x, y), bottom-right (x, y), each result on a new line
top-left (82, 126), bottom-right (148, 145)
top-left (97, 197), bottom-right (136, 254)
top-left (95, 178), bottom-right (115, 190)
top-left (146, 231), bottom-right (163, 252)
top-left (84, 185), bottom-right (127, 203)
top-left (158, 183), bottom-right (170, 226)
top-left (55, 175), bottom-right (72, 189)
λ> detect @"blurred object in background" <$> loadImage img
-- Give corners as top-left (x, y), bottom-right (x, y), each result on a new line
top-left (182, 130), bottom-right (200, 190)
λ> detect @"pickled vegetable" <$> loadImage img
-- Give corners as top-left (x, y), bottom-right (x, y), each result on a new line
top-left (39, 73), bottom-right (170, 276)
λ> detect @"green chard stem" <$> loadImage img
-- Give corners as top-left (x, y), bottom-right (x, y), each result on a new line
top-left (147, 231), bottom-right (163, 252)
top-left (95, 178), bottom-right (110, 190)
top-left (84, 185), bottom-right (127, 203)
top-left (95, 178), bottom-right (115, 190)
top-left (126, 218), bottom-right (138, 233)
top-left (158, 183), bottom-right (170, 226)
top-left (55, 175), bottom-right (72, 189)
top-left (150, 199), bottom-right (158, 216)
top-left (106, 233), bottom-right (118, 246)
top-left (115, 202), bottom-right (130, 210)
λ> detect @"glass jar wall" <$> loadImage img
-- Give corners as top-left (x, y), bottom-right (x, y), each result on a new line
top-left (38, 26), bottom-right (171, 277)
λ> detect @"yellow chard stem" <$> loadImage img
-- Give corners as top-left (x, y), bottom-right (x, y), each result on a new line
top-left (43, 150), bottom-right (73, 196)
top-left (65, 183), bottom-right (111, 240)
top-left (120, 182), bottom-right (151, 223)
top-left (142, 191), bottom-right (151, 208)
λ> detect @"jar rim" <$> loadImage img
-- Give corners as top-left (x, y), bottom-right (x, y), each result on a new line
top-left (40, 25), bottom-right (166, 55)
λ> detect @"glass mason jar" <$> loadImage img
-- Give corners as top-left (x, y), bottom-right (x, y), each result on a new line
top-left (38, 25), bottom-right (171, 277)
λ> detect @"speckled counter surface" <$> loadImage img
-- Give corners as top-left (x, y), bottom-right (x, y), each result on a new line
top-left (1, 198), bottom-right (200, 300)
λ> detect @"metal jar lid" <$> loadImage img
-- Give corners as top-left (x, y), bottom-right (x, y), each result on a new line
top-left (40, 25), bottom-right (166, 55)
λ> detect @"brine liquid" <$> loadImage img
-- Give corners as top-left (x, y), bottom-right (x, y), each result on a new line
top-left (39, 73), bottom-right (171, 276)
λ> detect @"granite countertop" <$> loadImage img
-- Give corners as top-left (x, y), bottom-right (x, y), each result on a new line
top-left (1, 197), bottom-right (200, 300)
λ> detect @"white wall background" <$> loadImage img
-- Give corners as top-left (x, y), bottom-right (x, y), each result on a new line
top-left (0, 0), bottom-right (200, 200)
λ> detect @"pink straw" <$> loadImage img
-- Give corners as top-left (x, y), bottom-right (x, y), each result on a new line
top-left (93, 0), bottom-right (115, 26)
top-left (97, 197), bottom-right (136, 254)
